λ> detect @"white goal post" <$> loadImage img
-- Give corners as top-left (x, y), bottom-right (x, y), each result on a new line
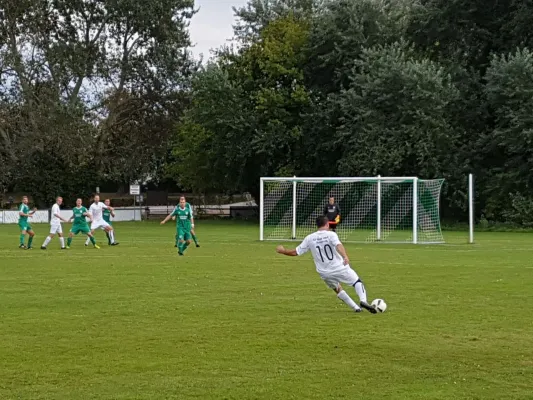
top-left (259, 176), bottom-right (445, 244)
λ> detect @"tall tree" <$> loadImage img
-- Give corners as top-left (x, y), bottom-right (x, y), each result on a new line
top-left (167, 64), bottom-right (254, 194)
top-left (232, 0), bottom-right (316, 44)
top-left (169, 14), bottom-right (311, 199)
top-left (407, 0), bottom-right (533, 72)
top-left (0, 0), bottom-right (195, 201)
top-left (305, 0), bottom-right (410, 94)
top-left (336, 42), bottom-right (461, 178)
top-left (300, 0), bottom-right (414, 177)
top-left (482, 48), bottom-right (533, 221)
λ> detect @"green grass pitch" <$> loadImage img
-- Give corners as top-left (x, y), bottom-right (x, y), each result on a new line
top-left (1, 221), bottom-right (532, 399)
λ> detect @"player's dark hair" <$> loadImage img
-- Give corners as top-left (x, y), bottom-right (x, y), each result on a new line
top-left (316, 215), bottom-right (329, 228)
top-left (179, 196), bottom-right (186, 201)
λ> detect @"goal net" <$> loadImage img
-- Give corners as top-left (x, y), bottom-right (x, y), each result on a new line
top-left (260, 177), bottom-right (445, 244)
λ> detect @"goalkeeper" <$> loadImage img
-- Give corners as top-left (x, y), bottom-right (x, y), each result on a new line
top-left (323, 197), bottom-right (341, 232)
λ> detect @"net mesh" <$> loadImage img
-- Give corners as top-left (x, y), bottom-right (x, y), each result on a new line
top-left (262, 180), bottom-right (294, 239)
top-left (417, 179), bottom-right (445, 243)
top-left (0, 210), bottom-right (49, 224)
top-left (261, 178), bottom-right (444, 243)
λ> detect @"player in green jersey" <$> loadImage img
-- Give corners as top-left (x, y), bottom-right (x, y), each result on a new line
top-left (173, 201), bottom-right (200, 248)
top-left (187, 202), bottom-right (200, 247)
top-left (18, 195), bottom-right (36, 249)
top-left (161, 196), bottom-right (193, 256)
top-left (66, 198), bottom-right (99, 249)
top-left (102, 199), bottom-right (116, 245)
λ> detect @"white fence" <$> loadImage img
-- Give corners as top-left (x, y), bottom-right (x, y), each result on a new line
top-left (147, 202), bottom-right (256, 217)
top-left (0, 207), bottom-right (142, 224)
top-left (0, 202), bottom-right (258, 224)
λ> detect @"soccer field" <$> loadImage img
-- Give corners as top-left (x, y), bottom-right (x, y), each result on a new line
top-left (1, 222), bottom-right (532, 399)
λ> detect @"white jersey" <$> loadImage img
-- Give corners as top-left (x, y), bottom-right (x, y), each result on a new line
top-left (51, 203), bottom-right (61, 224)
top-left (296, 230), bottom-right (346, 275)
top-left (88, 202), bottom-right (108, 222)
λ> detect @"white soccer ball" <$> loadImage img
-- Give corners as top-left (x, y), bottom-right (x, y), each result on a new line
top-left (371, 298), bottom-right (387, 313)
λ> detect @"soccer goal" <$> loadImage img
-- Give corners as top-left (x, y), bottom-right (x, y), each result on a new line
top-left (260, 176), bottom-right (445, 244)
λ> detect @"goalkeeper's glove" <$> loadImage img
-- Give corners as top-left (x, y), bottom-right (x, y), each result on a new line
top-left (335, 215), bottom-right (341, 224)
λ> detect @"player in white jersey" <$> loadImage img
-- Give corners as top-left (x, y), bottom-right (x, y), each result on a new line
top-left (276, 215), bottom-right (377, 314)
top-left (41, 196), bottom-right (69, 250)
top-left (84, 195), bottom-right (119, 246)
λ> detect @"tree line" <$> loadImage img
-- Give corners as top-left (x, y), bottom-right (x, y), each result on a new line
top-left (2, 0), bottom-right (533, 225)
top-left (0, 0), bottom-right (196, 206)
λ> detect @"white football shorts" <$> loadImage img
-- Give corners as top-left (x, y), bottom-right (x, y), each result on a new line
top-left (49, 223), bottom-right (63, 235)
top-left (319, 266), bottom-right (359, 290)
top-left (90, 220), bottom-right (111, 231)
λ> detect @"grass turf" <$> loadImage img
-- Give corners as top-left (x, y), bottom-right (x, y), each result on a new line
top-left (0, 221), bottom-right (532, 399)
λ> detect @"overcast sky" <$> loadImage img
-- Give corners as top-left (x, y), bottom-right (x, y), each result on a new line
top-left (188, 0), bottom-right (249, 61)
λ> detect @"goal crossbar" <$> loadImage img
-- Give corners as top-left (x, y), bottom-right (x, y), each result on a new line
top-left (261, 177), bottom-right (418, 182)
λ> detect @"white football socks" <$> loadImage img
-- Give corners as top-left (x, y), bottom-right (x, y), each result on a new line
top-left (42, 236), bottom-right (65, 248)
top-left (85, 237), bottom-right (91, 245)
top-left (42, 236), bottom-right (52, 247)
top-left (337, 290), bottom-right (361, 311)
top-left (354, 281), bottom-right (367, 303)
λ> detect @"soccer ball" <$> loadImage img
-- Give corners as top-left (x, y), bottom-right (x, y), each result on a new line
top-left (371, 298), bottom-right (387, 313)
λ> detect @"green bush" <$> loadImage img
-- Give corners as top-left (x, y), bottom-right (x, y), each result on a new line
top-left (502, 192), bottom-right (533, 227)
